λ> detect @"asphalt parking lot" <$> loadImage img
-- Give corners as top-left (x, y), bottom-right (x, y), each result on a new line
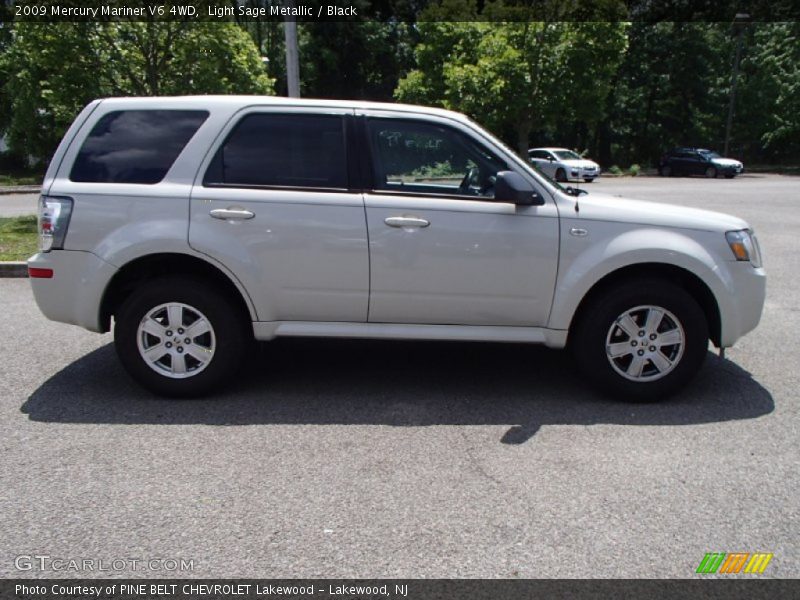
top-left (0, 192), bottom-right (38, 217)
top-left (0, 174), bottom-right (798, 579)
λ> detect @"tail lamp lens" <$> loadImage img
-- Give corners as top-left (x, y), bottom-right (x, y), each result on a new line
top-left (39, 196), bottom-right (73, 252)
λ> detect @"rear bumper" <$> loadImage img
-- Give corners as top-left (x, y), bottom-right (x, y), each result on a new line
top-left (27, 250), bottom-right (118, 332)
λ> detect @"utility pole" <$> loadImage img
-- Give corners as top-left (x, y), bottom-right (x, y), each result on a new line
top-left (284, 0), bottom-right (300, 98)
top-left (724, 13), bottom-right (749, 157)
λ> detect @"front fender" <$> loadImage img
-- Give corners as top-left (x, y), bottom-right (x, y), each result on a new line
top-left (548, 223), bottom-right (731, 333)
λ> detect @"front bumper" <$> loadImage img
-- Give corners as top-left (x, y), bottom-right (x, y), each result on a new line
top-left (717, 163), bottom-right (744, 175)
top-left (718, 261), bottom-right (766, 347)
top-left (568, 167), bottom-right (600, 180)
top-left (28, 250), bottom-right (118, 332)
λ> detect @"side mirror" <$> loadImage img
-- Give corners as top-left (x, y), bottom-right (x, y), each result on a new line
top-left (495, 171), bottom-right (544, 206)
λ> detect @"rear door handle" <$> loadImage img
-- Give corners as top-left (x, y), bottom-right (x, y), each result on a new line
top-left (210, 208), bottom-right (255, 220)
top-left (384, 216), bottom-right (430, 229)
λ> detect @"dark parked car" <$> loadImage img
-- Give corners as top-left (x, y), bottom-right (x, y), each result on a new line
top-left (659, 148), bottom-right (744, 179)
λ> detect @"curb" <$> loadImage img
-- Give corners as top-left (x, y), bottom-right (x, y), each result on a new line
top-left (0, 262), bottom-right (28, 278)
top-left (0, 186), bottom-right (41, 195)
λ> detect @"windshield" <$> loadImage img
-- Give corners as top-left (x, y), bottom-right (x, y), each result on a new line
top-left (554, 150), bottom-right (582, 160)
top-left (699, 150), bottom-right (721, 158)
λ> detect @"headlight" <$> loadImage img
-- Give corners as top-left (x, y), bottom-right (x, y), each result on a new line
top-left (726, 229), bottom-right (762, 268)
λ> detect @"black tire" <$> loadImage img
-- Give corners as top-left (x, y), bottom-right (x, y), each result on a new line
top-left (584, 178), bottom-right (594, 183)
top-left (705, 166), bottom-right (717, 178)
top-left (570, 279), bottom-right (708, 402)
top-left (659, 165), bottom-right (672, 177)
top-left (555, 168), bottom-right (567, 182)
top-left (114, 277), bottom-right (250, 397)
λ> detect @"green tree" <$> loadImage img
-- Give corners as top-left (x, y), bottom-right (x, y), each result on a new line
top-left (1, 21), bottom-right (274, 164)
top-left (395, 1), bottom-right (628, 156)
top-left (300, 21), bottom-right (415, 101)
top-left (601, 22), bottom-right (745, 166)
top-left (737, 22), bottom-right (800, 160)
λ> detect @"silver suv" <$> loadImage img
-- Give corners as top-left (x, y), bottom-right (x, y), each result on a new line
top-left (28, 97), bottom-right (766, 400)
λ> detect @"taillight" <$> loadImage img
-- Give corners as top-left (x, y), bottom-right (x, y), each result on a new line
top-left (28, 267), bottom-right (54, 278)
top-left (38, 196), bottom-right (73, 252)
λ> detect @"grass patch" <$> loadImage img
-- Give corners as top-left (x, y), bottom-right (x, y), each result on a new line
top-left (0, 215), bottom-right (38, 261)
top-left (0, 173), bottom-right (42, 186)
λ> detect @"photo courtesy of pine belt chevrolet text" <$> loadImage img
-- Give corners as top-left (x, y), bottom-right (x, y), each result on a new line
top-left (28, 96), bottom-right (766, 400)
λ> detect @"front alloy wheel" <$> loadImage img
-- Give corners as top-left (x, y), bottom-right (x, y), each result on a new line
top-left (604, 305), bottom-right (685, 382)
top-left (571, 279), bottom-right (708, 401)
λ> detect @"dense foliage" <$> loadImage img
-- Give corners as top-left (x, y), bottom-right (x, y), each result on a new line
top-left (0, 4), bottom-right (797, 168)
top-left (1, 21), bottom-right (274, 163)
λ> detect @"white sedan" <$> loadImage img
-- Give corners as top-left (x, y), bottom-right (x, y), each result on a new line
top-left (529, 147), bottom-right (601, 183)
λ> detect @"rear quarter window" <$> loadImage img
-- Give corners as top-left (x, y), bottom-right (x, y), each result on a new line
top-left (70, 110), bottom-right (209, 184)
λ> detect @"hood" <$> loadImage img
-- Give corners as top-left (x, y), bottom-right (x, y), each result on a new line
top-left (560, 159), bottom-right (599, 169)
top-left (568, 192), bottom-right (748, 232)
top-left (711, 157), bottom-right (742, 167)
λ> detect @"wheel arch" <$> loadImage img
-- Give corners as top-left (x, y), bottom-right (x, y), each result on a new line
top-left (566, 263), bottom-right (722, 347)
top-left (99, 253), bottom-right (256, 332)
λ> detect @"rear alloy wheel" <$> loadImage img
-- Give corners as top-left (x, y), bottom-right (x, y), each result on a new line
top-left (115, 278), bottom-right (249, 397)
top-left (136, 302), bottom-right (216, 380)
top-left (705, 166), bottom-right (717, 178)
top-left (571, 279), bottom-right (709, 401)
top-left (555, 168), bottom-right (567, 182)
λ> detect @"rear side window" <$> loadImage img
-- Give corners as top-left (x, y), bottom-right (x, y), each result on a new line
top-left (70, 110), bottom-right (208, 184)
top-left (203, 113), bottom-right (347, 189)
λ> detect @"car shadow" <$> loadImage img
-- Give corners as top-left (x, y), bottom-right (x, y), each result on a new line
top-left (22, 339), bottom-right (773, 444)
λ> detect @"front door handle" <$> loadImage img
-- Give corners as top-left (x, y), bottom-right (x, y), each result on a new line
top-left (210, 207), bottom-right (255, 220)
top-left (384, 216), bottom-right (430, 229)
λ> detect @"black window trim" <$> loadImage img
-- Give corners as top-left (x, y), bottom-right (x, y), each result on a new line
top-left (201, 111), bottom-right (354, 193)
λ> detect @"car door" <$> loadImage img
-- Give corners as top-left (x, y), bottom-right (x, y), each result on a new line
top-left (692, 151), bottom-right (711, 175)
top-left (671, 151), bottom-right (690, 175)
top-left (359, 112), bottom-right (559, 327)
top-left (683, 151), bottom-right (704, 175)
top-left (189, 108), bottom-right (369, 323)
top-left (528, 150), bottom-right (549, 176)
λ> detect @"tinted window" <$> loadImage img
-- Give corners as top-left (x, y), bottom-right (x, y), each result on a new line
top-left (204, 114), bottom-right (347, 189)
top-left (70, 110), bottom-right (208, 184)
top-left (366, 119), bottom-right (506, 198)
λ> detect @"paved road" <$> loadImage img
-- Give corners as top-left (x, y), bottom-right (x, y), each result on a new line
top-left (0, 192), bottom-right (38, 217)
top-left (0, 175), bottom-right (798, 579)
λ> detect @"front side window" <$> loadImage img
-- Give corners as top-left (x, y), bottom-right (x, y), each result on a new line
top-left (554, 150), bottom-right (581, 161)
top-left (366, 119), bottom-right (506, 199)
top-left (70, 110), bottom-right (208, 184)
top-left (204, 113), bottom-right (347, 189)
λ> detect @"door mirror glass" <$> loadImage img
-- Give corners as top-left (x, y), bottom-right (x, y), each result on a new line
top-left (495, 171), bottom-right (544, 205)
